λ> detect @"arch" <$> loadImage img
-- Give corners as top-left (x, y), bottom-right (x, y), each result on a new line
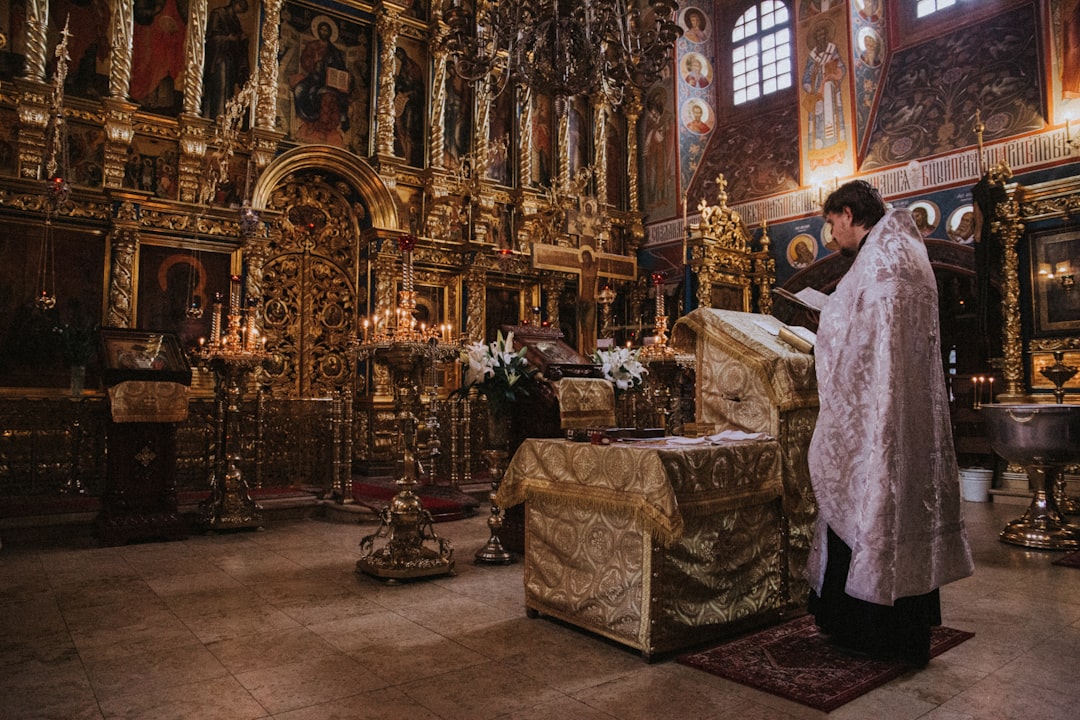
top-left (251, 145), bottom-right (400, 231)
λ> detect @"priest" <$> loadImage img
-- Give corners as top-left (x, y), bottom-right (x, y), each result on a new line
top-left (807, 180), bottom-right (974, 666)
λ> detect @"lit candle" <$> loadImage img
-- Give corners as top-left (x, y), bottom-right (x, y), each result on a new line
top-left (987, 377), bottom-right (994, 405)
top-left (229, 275), bottom-right (241, 310)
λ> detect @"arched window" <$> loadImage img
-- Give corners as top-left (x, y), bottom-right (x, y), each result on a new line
top-left (732, 1), bottom-right (793, 106)
top-left (916, 0), bottom-right (957, 17)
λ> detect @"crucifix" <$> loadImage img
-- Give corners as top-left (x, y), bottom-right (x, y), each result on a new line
top-left (532, 205), bottom-right (636, 355)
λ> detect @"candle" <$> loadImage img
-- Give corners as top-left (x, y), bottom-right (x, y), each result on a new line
top-left (987, 377), bottom-right (994, 405)
top-left (229, 275), bottom-right (241, 310)
top-left (363, 319), bottom-right (370, 343)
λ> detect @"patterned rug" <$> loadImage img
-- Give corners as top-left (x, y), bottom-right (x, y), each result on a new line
top-left (1052, 550), bottom-right (1080, 568)
top-left (678, 615), bottom-right (974, 713)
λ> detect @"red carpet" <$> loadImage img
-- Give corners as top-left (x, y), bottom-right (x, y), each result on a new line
top-left (351, 478), bottom-right (479, 522)
top-left (1052, 550), bottom-right (1080, 568)
top-left (678, 615), bottom-right (974, 713)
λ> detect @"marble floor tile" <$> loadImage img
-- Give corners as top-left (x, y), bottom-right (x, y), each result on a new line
top-left (1, 502), bottom-right (1079, 719)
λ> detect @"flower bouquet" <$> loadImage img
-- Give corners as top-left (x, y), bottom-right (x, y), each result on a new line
top-left (592, 346), bottom-right (648, 392)
top-left (458, 330), bottom-right (538, 410)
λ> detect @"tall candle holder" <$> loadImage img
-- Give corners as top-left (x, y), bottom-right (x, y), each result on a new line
top-left (354, 234), bottom-right (459, 581)
top-left (193, 276), bottom-right (270, 531)
top-left (639, 272), bottom-right (676, 361)
top-left (1040, 351), bottom-right (1080, 514)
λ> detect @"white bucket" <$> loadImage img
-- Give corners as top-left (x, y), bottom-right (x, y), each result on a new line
top-left (960, 468), bottom-right (993, 502)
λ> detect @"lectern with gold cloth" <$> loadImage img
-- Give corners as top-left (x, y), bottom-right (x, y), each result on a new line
top-left (497, 434), bottom-right (788, 659)
top-left (96, 329), bottom-right (192, 545)
top-left (671, 308), bottom-right (819, 607)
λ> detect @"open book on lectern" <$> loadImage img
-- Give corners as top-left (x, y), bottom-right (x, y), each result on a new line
top-left (772, 286), bottom-right (829, 313)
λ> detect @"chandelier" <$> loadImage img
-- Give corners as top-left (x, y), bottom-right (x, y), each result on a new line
top-left (445, 0), bottom-right (682, 112)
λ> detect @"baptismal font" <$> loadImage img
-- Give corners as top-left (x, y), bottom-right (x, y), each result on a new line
top-left (194, 275), bottom-right (270, 531)
top-left (354, 234), bottom-right (457, 581)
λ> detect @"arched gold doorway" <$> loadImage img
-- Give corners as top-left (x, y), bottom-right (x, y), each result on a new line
top-left (251, 146), bottom-right (399, 398)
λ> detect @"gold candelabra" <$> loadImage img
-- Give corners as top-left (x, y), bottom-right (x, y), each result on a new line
top-left (639, 272), bottom-right (675, 360)
top-left (354, 234), bottom-right (458, 581)
top-left (193, 275), bottom-right (270, 531)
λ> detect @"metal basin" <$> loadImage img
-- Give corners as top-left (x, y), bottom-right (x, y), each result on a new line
top-left (980, 404), bottom-right (1080, 465)
top-left (981, 404), bottom-right (1080, 550)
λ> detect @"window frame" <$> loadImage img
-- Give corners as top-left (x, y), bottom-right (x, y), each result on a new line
top-left (730, 0), bottom-right (795, 108)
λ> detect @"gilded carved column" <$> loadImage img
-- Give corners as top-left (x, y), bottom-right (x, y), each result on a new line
top-left (103, 0), bottom-right (136, 189)
top-left (23, 0), bottom-right (48, 82)
top-left (179, 0), bottom-right (211, 203)
top-left (994, 192), bottom-right (1025, 399)
top-left (251, 0), bottom-right (285, 173)
top-left (519, 86), bottom-right (533, 188)
top-left (542, 276), bottom-right (564, 332)
top-left (625, 91), bottom-right (642, 214)
top-left (624, 90), bottom-right (645, 251)
top-left (182, 0), bottom-right (208, 116)
top-left (15, 83), bottom-right (48, 180)
top-left (15, 0), bottom-right (49, 179)
top-left (428, 24), bottom-right (448, 171)
top-left (557, 103), bottom-right (570, 194)
top-left (110, 0), bottom-right (133, 99)
top-left (593, 96), bottom-right (609, 207)
top-left (465, 265), bottom-right (486, 342)
top-left (106, 202), bottom-right (140, 328)
top-left (375, 7), bottom-right (401, 158)
top-left (241, 208), bottom-right (268, 302)
top-left (256, 0), bottom-right (284, 132)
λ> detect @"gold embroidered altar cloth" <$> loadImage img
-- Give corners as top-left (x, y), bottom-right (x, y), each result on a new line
top-left (497, 435), bottom-right (790, 658)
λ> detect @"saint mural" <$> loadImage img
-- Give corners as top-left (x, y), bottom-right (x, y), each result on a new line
top-left (393, 45), bottom-right (425, 167)
top-left (288, 15), bottom-right (351, 146)
top-left (802, 19), bottom-right (846, 168)
top-left (130, 0), bottom-right (187, 113)
top-left (203, 0), bottom-right (251, 120)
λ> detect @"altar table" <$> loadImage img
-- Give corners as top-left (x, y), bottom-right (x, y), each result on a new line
top-left (496, 433), bottom-right (801, 659)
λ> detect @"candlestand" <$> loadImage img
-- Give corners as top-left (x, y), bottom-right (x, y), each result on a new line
top-left (355, 234), bottom-right (458, 580)
top-left (195, 282), bottom-right (269, 531)
top-left (355, 340), bottom-right (458, 581)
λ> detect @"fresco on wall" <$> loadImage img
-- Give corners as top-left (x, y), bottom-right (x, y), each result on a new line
top-left (799, 7), bottom-right (851, 177)
top-left (684, 105), bottom-right (800, 208)
top-left (862, 4), bottom-right (1042, 171)
top-left (851, 0), bottom-right (885, 153)
top-left (641, 82), bottom-right (677, 219)
top-left (567, 95), bottom-right (590, 178)
top-left (202, 0), bottom-right (258, 121)
top-left (131, 0), bottom-right (188, 115)
top-left (676, 2), bottom-right (714, 211)
top-left (946, 204), bottom-right (976, 245)
top-left (279, 4), bottom-right (373, 153)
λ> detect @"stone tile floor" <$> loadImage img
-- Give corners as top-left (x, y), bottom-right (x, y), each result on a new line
top-left (1, 500), bottom-right (1079, 719)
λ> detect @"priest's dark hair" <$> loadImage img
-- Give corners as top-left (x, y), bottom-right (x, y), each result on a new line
top-left (822, 180), bottom-right (885, 229)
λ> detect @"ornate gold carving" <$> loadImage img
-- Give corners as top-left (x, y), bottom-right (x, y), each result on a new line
top-left (107, 226), bottom-right (138, 329)
top-left (257, 0), bottom-right (284, 132)
top-left (428, 24), bottom-right (449, 170)
top-left (110, 0), bottom-right (134, 99)
top-left (102, 98), bottom-right (138, 188)
top-left (995, 190), bottom-right (1027, 398)
top-left (375, 8), bottom-right (402, 157)
top-left (23, 0), bottom-right (47, 82)
top-left (624, 89), bottom-right (642, 214)
top-left (689, 175), bottom-right (775, 314)
top-left (183, 0), bottom-right (209, 116)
